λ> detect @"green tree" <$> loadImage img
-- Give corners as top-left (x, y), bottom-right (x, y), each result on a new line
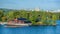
top-left (0, 10), bottom-right (4, 21)
top-left (6, 11), bottom-right (14, 21)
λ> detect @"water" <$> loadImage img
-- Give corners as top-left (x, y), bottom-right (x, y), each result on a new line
top-left (0, 20), bottom-right (60, 34)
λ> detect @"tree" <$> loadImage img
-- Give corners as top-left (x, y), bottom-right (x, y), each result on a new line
top-left (14, 11), bottom-right (20, 18)
top-left (0, 10), bottom-right (4, 21)
top-left (6, 11), bottom-right (14, 21)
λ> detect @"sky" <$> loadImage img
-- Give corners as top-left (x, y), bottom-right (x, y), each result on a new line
top-left (0, 0), bottom-right (60, 10)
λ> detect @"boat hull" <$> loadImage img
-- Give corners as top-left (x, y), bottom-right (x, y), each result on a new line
top-left (4, 23), bottom-right (31, 27)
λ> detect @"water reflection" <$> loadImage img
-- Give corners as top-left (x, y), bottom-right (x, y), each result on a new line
top-left (56, 20), bottom-right (60, 34)
top-left (0, 25), bottom-right (56, 34)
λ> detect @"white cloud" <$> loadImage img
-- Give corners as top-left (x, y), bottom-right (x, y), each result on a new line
top-left (49, 9), bottom-right (60, 13)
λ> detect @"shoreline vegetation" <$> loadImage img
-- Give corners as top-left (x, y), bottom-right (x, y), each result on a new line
top-left (0, 8), bottom-right (60, 26)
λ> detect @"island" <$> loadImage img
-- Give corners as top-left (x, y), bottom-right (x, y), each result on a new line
top-left (0, 8), bottom-right (60, 27)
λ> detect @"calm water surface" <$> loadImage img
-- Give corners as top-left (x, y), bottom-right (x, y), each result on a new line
top-left (0, 20), bottom-right (60, 34)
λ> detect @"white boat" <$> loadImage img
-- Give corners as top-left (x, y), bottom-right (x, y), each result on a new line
top-left (4, 23), bottom-right (32, 27)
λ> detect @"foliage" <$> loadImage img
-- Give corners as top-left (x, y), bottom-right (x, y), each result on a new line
top-left (0, 9), bottom-right (59, 25)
